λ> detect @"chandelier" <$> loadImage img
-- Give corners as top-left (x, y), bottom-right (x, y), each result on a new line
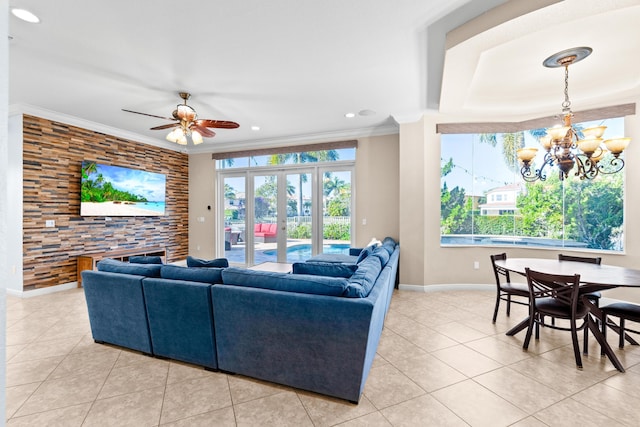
top-left (516, 47), bottom-right (631, 181)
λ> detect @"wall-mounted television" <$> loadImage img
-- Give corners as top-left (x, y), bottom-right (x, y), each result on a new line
top-left (80, 161), bottom-right (166, 216)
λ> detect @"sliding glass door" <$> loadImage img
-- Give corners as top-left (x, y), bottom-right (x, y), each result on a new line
top-left (219, 165), bottom-right (353, 266)
top-left (222, 175), bottom-right (246, 264)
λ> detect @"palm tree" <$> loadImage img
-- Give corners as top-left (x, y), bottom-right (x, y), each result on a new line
top-left (267, 150), bottom-right (339, 216)
top-left (323, 175), bottom-right (346, 197)
top-left (82, 161), bottom-right (98, 179)
top-left (480, 126), bottom-right (586, 174)
top-left (479, 132), bottom-right (525, 173)
top-left (224, 183), bottom-right (236, 201)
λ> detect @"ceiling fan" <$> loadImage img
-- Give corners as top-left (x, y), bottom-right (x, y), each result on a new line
top-left (122, 92), bottom-right (239, 145)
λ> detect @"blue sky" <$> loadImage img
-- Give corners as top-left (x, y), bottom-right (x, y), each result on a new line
top-left (86, 162), bottom-right (166, 202)
top-left (441, 117), bottom-right (625, 196)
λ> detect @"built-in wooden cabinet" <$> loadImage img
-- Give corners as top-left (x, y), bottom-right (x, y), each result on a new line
top-left (76, 246), bottom-right (166, 287)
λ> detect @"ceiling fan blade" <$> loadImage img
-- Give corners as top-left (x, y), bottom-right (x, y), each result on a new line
top-left (191, 124), bottom-right (216, 137)
top-left (122, 109), bottom-right (176, 121)
top-left (150, 123), bottom-right (179, 130)
top-left (196, 119), bottom-right (240, 129)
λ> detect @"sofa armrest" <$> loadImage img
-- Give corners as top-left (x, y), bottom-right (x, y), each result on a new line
top-left (82, 270), bottom-right (153, 354)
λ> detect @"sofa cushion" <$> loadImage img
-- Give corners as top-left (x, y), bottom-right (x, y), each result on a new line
top-left (356, 245), bottom-right (375, 264)
top-left (306, 253), bottom-right (359, 264)
top-left (344, 256), bottom-right (382, 298)
top-left (129, 255), bottom-right (163, 264)
top-left (186, 256), bottom-right (229, 268)
top-left (222, 267), bottom-right (348, 296)
top-left (292, 262), bottom-right (358, 278)
top-left (381, 237), bottom-right (397, 255)
top-left (160, 265), bottom-right (223, 284)
top-left (97, 258), bottom-right (162, 277)
top-left (371, 246), bottom-right (390, 267)
top-left (382, 236), bottom-right (397, 246)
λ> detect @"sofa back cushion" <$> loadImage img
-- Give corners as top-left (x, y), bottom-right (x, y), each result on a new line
top-left (97, 258), bottom-right (162, 277)
top-left (292, 262), bottom-right (357, 278)
top-left (186, 256), bottom-right (229, 268)
top-left (222, 267), bottom-right (348, 296)
top-left (355, 245), bottom-right (374, 264)
top-left (160, 265), bottom-right (223, 284)
top-left (344, 255), bottom-right (382, 298)
top-left (371, 246), bottom-right (390, 267)
top-left (129, 255), bottom-right (163, 264)
top-left (381, 237), bottom-right (397, 255)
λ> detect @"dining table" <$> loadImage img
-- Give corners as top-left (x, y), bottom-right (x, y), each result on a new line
top-left (494, 257), bottom-right (640, 372)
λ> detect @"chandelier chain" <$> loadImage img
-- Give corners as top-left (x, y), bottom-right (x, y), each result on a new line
top-left (562, 65), bottom-right (571, 112)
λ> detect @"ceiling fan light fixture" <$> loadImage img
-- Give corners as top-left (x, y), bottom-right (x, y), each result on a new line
top-left (191, 130), bottom-right (204, 145)
top-left (176, 133), bottom-right (188, 145)
top-left (177, 104), bottom-right (197, 122)
top-left (123, 92), bottom-right (239, 145)
top-left (166, 128), bottom-right (181, 143)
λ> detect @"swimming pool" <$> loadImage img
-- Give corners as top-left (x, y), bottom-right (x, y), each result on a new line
top-left (263, 243), bottom-right (350, 262)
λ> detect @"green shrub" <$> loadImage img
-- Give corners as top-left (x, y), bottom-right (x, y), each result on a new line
top-left (288, 223), bottom-right (312, 239)
top-left (323, 223), bottom-right (350, 240)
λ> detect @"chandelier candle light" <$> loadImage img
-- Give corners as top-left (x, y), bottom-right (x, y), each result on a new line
top-left (517, 47), bottom-right (631, 181)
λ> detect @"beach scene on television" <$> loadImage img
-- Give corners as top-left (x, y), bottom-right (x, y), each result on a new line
top-left (80, 161), bottom-right (166, 216)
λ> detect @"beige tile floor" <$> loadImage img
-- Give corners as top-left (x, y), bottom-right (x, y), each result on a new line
top-left (6, 288), bottom-right (640, 426)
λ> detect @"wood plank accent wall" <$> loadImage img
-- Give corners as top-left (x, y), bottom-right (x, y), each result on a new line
top-left (22, 115), bottom-right (189, 290)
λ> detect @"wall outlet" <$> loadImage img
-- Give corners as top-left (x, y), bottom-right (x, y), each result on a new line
top-left (197, 245), bottom-right (201, 251)
top-left (45, 220), bottom-right (55, 227)
top-left (473, 261), bottom-right (480, 269)
top-left (362, 218), bottom-right (367, 225)
top-left (197, 216), bottom-right (205, 223)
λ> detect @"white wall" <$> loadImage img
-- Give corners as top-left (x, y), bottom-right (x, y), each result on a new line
top-left (188, 153), bottom-right (217, 259)
top-left (1, 0), bottom-right (9, 418)
top-left (5, 113), bottom-right (23, 295)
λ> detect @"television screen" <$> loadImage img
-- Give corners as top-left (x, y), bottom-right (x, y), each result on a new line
top-left (80, 161), bottom-right (166, 216)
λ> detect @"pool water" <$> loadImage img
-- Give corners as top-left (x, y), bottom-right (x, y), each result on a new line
top-left (263, 243), bottom-right (350, 262)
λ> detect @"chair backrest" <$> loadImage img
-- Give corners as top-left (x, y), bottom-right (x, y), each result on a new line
top-left (490, 253), bottom-right (510, 288)
top-left (525, 268), bottom-right (582, 311)
top-left (558, 254), bottom-right (602, 265)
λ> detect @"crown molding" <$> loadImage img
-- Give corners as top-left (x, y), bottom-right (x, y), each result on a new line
top-left (188, 123), bottom-right (399, 155)
top-left (8, 103), bottom-right (184, 153)
top-left (10, 104), bottom-right (399, 156)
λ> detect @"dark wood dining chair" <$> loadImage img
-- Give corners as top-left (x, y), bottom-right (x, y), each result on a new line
top-left (490, 253), bottom-right (529, 323)
top-left (558, 254), bottom-right (602, 353)
top-left (523, 268), bottom-right (590, 369)
top-left (602, 302), bottom-right (640, 349)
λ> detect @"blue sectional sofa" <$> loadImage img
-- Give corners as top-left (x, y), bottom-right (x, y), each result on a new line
top-left (82, 238), bottom-right (399, 403)
top-left (83, 260), bottom-right (224, 370)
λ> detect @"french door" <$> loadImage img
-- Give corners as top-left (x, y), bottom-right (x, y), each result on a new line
top-left (219, 166), bottom-right (353, 266)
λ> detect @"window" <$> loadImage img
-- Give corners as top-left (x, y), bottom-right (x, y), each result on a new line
top-left (216, 148), bottom-right (356, 169)
top-left (440, 117), bottom-right (625, 251)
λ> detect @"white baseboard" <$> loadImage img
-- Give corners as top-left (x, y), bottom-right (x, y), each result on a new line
top-left (7, 282), bottom-right (79, 298)
top-left (398, 283), bottom-right (494, 293)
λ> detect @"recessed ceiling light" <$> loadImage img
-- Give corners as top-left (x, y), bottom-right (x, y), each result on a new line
top-left (11, 8), bottom-right (40, 23)
top-left (344, 113), bottom-right (356, 118)
top-left (251, 125), bottom-right (260, 131)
